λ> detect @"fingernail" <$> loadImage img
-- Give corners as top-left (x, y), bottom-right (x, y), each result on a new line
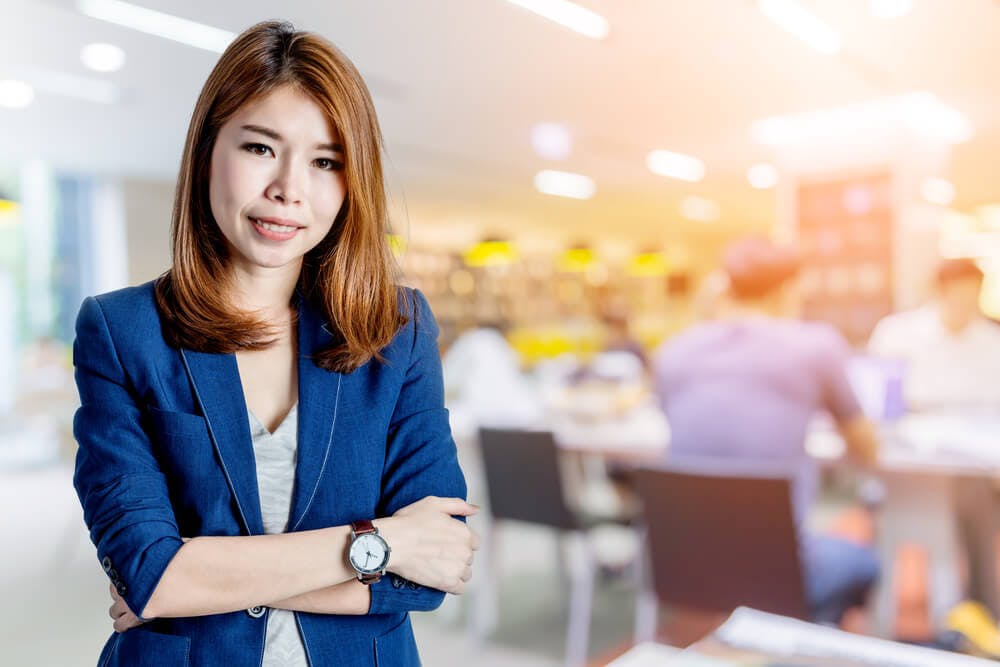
top-left (470, 503), bottom-right (481, 510)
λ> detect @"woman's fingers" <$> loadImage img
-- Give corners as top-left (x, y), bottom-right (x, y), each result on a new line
top-left (430, 497), bottom-right (480, 517)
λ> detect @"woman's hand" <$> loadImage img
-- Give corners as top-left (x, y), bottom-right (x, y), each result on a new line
top-left (107, 537), bottom-right (189, 631)
top-left (374, 496), bottom-right (480, 594)
top-left (109, 583), bottom-right (145, 633)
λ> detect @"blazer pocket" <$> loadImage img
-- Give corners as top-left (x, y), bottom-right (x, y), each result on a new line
top-left (147, 406), bottom-right (209, 440)
top-left (373, 615), bottom-right (420, 667)
top-left (100, 628), bottom-right (191, 667)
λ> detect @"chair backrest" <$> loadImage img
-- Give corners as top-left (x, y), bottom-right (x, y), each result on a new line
top-left (478, 427), bottom-right (577, 530)
top-left (632, 466), bottom-right (809, 619)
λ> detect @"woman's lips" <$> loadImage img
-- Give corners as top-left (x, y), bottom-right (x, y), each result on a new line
top-left (249, 216), bottom-right (300, 241)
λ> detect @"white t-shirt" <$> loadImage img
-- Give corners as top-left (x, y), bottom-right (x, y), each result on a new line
top-left (868, 306), bottom-right (1000, 411)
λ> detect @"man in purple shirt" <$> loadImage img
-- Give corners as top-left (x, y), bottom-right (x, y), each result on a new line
top-left (653, 237), bottom-right (881, 625)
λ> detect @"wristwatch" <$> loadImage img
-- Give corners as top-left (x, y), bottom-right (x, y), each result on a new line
top-left (348, 520), bottom-right (391, 584)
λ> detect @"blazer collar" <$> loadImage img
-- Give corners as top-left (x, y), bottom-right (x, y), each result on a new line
top-left (179, 294), bottom-right (343, 535)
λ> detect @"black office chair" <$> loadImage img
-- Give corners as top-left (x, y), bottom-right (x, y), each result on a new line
top-left (630, 465), bottom-right (809, 643)
top-left (473, 427), bottom-right (608, 667)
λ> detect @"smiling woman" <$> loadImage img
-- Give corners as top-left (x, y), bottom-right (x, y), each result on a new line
top-left (71, 20), bottom-right (476, 667)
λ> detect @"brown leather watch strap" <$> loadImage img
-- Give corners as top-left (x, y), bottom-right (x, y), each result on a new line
top-left (352, 519), bottom-right (376, 536)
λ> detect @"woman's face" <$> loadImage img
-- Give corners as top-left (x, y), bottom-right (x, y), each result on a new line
top-left (209, 84), bottom-right (347, 276)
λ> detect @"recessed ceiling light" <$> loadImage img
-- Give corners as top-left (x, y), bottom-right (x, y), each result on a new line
top-left (534, 170), bottom-right (595, 200)
top-left (748, 163), bottom-right (779, 189)
top-left (921, 178), bottom-right (955, 206)
top-left (757, 0), bottom-right (841, 55)
top-left (504, 0), bottom-right (609, 39)
top-left (0, 80), bottom-right (35, 109)
top-left (646, 150), bottom-right (705, 182)
top-left (81, 43), bottom-right (126, 72)
top-left (531, 123), bottom-right (572, 160)
top-left (77, 0), bottom-right (234, 52)
top-left (680, 196), bottom-right (720, 222)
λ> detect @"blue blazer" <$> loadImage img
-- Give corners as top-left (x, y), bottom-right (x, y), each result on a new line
top-left (72, 281), bottom-right (466, 667)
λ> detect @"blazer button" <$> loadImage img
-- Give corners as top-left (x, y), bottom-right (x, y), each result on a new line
top-left (247, 606), bottom-right (266, 618)
top-left (116, 582), bottom-right (128, 596)
top-left (102, 556), bottom-right (113, 573)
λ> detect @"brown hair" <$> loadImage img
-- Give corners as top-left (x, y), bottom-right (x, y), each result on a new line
top-left (155, 20), bottom-right (405, 373)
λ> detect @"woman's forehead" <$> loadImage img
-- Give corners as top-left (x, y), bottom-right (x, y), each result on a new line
top-left (231, 86), bottom-right (341, 145)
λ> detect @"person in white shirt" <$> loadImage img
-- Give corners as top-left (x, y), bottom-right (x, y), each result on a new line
top-left (869, 257), bottom-right (1000, 646)
top-left (869, 258), bottom-right (1000, 412)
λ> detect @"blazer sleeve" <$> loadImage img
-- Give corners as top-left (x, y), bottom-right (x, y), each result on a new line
top-left (368, 289), bottom-right (468, 614)
top-left (72, 296), bottom-right (184, 619)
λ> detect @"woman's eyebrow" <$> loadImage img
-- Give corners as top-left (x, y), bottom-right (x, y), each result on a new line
top-left (241, 124), bottom-right (343, 153)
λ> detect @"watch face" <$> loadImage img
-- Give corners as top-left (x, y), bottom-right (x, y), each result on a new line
top-left (350, 533), bottom-right (389, 574)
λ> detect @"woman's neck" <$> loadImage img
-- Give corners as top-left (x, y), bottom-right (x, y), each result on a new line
top-left (227, 260), bottom-right (301, 325)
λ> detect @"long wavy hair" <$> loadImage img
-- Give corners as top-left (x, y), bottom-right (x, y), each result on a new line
top-left (155, 20), bottom-right (405, 373)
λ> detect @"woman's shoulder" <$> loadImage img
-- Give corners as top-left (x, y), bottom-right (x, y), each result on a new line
top-left (80, 280), bottom-right (163, 341)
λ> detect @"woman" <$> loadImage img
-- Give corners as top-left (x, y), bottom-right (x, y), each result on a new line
top-left (73, 20), bottom-right (477, 667)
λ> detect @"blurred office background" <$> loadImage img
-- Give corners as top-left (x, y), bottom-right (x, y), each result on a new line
top-left (4, 1), bottom-right (1000, 665)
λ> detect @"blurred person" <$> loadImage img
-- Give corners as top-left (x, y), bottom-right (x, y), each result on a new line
top-left (442, 318), bottom-right (544, 435)
top-left (653, 237), bottom-right (880, 626)
top-left (72, 21), bottom-right (477, 667)
top-left (871, 259), bottom-right (1000, 650)
top-left (600, 309), bottom-right (649, 371)
top-left (869, 258), bottom-right (1000, 412)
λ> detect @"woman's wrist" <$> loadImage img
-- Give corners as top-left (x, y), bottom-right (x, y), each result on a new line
top-left (371, 516), bottom-right (403, 573)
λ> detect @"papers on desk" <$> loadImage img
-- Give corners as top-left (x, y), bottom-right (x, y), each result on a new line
top-left (714, 607), bottom-right (994, 667)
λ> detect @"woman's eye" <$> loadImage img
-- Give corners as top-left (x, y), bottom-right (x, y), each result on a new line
top-left (242, 143), bottom-right (272, 157)
top-left (314, 158), bottom-right (344, 171)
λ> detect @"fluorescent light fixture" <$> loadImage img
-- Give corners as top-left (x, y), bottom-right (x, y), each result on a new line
top-left (0, 80), bottom-right (34, 108)
top-left (747, 163), bottom-right (779, 189)
top-left (531, 122), bottom-right (572, 160)
top-left (679, 196), bottom-right (720, 222)
top-left (757, 0), bottom-right (841, 55)
top-left (646, 150), bottom-right (705, 182)
top-left (77, 0), bottom-right (234, 52)
top-left (752, 92), bottom-right (973, 146)
top-left (869, 0), bottom-right (912, 19)
top-left (505, 0), bottom-right (609, 40)
top-left (81, 43), bottom-right (126, 72)
top-left (920, 177), bottom-right (955, 206)
top-left (534, 169), bottom-right (595, 200)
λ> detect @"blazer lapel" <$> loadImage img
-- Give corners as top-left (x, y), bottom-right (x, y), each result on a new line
top-left (179, 348), bottom-right (264, 536)
top-left (287, 295), bottom-right (343, 531)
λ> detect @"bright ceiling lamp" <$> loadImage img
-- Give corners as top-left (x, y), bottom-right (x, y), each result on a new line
top-left (81, 43), bottom-right (126, 72)
top-left (504, 0), bottom-right (609, 40)
top-left (534, 169), bottom-right (595, 200)
top-left (0, 80), bottom-right (34, 108)
top-left (747, 163), bottom-right (779, 189)
top-left (751, 92), bottom-right (973, 146)
top-left (646, 150), bottom-right (705, 182)
top-left (869, 0), bottom-right (912, 19)
top-left (532, 122), bottom-right (572, 160)
top-left (77, 0), bottom-right (234, 53)
top-left (679, 196), bottom-right (720, 222)
top-left (920, 178), bottom-right (955, 206)
top-left (757, 0), bottom-right (841, 55)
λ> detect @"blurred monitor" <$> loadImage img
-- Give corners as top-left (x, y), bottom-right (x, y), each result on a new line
top-left (846, 355), bottom-right (905, 421)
